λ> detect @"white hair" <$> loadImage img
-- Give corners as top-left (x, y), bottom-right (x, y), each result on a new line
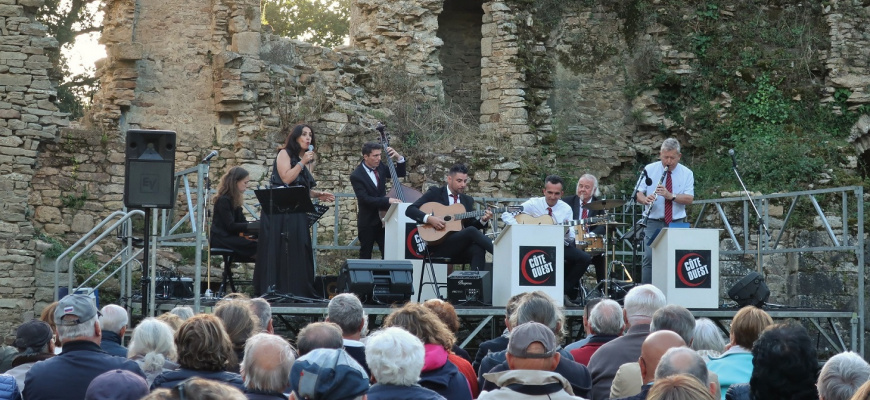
top-left (327, 293), bottom-right (365, 335)
top-left (690, 318), bottom-right (726, 353)
top-left (241, 333), bottom-right (296, 393)
top-left (127, 318), bottom-right (177, 372)
top-left (99, 304), bottom-right (129, 333)
top-left (655, 346), bottom-right (708, 384)
top-left (577, 174), bottom-right (599, 196)
top-left (661, 138), bottom-right (681, 153)
top-left (170, 306), bottom-right (195, 320)
top-left (623, 284), bottom-right (666, 324)
top-left (589, 299), bottom-right (623, 336)
top-left (365, 327), bottom-right (424, 385)
top-left (817, 351), bottom-right (870, 400)
top-left (249, 298), bottom-right (272, 332)
top-left (57, 315), bottom-right (98, 342)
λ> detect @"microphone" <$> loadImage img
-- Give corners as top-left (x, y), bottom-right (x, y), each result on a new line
top-left (202, 150), bottom-right (218, 163)
top-left (307, 145), bottom-right (314, 165)
top-left (729, 148), bottom-right (737, 169)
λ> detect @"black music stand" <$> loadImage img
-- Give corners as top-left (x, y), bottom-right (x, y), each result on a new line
top-left (254, 186), bottom-right (324, 303)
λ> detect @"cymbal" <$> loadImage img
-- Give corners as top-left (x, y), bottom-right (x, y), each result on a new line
top-left (582, 199), bottom-right (626, 210)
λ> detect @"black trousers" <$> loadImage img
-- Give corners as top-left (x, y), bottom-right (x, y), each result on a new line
top-left (564, 245), bottom-right (593, 298)
top-left (429, 227), bottom-right (493, 271)
top-left (358, 224), bottom-right (385, 259)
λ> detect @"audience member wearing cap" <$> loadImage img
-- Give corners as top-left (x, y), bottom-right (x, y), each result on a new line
top-left (707, 305), bottom-right (772, 400)
top-left (570, 299), bottom-right (623, 366)
top-left (647, 374), bottom-right (715, 400)
top-left (23, 294), bottom-right (145, 400)
top-left (725, 324), bottom-right (819, 400)
top-left (479, 293), bottom-right (591, 398)
top-left (289, 348), bottom-right (369, 400)
top-left (383, 303), bottom-right (473, 400)
top-left (473, 293), bottom-right (525, 374)
top-left (588, 284), bottom-right (666, 400)
top-left (99, 304), bottom-right (130, 358)
top-left (249, 298), bottom-right (274, 334)
top-left (479, 322), bottom-right (584, 399)
top-left (422, 299), bottom-right (478, 397)
top-left (326, 293), bottom-right (370, 376)
top-left (215, 300), bottom-right (260, 373)
top-left (296, 322), bottom-right (344, 356)
top-left (817, 351), bottom-right (870, 400)
top-left (85, 369), bottom-right (149, 400)
top-left (240, 333), bottom-right (295, 399)
top-left (127, 318), bottom-right (180, 386)
top-left (365, 327), bottom-right (446, 400)
top-left (142, 377), bottom-right (247, 400)
top-left (6, 319), bottom-right (54, 394)
top-left (151, 314), bottom-right (244, 392)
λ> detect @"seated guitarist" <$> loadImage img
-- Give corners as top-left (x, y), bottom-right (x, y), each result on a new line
top-left (562, 174), bottom-right (607, 284)
top-left (501, 175), bottom-right (591, 307)
top-left (405, 164), bottom-right (494, 271)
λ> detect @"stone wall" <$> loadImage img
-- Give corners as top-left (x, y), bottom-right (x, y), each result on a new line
top-left (437, 0), bottom-right (483, 119)
top-left (0, 0), bottom-right (69, 338)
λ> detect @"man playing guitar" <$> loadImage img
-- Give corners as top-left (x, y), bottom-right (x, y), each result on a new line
top-left (405, 164), bottom-right (494, 271)
top-left (501, 175), bottom-right (591, 306)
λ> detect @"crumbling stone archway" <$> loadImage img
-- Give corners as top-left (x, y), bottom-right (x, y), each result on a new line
top-left (437, 0), bottom-right (484, 120)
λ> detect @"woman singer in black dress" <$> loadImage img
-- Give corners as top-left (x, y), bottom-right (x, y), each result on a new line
top-left (253, 124), bottom-right (334, 298)
top-left (210, 167), bottom-right (257, 259)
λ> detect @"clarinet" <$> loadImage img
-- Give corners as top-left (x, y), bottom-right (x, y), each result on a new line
top-left (638, 167), bottom-right (668, 228)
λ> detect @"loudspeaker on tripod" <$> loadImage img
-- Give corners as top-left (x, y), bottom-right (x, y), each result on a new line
top-left (124, 129), bottom-right (176, 209)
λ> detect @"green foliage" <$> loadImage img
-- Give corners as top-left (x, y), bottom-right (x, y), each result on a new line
top-left (37, 0), bottom-right (101, 119)
top-left (37, 233), bottom-right (67, 259)
top-left (262, 0), bottom-right (350, 48)
top-left (61, 189), bottom-right (88, 210)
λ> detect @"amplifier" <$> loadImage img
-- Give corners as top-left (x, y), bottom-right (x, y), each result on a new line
top-left (447, 271), bottom-right (492, 305)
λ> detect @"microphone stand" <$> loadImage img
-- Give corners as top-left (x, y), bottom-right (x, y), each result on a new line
top-left (619, 167), bottom-right (649, 274)
top-left (731, 163), bottom-right (771, 273)
top-left (202, 157), bottom-right (215, 298)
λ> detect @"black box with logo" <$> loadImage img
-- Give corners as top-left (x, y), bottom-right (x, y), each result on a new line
top-left (447, 271), bottom-right (492, 305)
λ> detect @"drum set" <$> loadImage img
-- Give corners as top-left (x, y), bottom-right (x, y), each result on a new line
top-left (573, 199), bottom-right (636, 304)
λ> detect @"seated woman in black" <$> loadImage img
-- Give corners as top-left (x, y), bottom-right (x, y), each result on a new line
top-left (210, 166), bottom-right (257, 260)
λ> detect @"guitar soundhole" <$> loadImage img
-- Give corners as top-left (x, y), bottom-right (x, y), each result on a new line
top-left (444, 216), bottom-right (453, 221)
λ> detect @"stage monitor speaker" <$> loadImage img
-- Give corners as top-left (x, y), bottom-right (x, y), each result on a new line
top-left (727, 271), bottom-right (770, 307)
top-left (314, 275), bottom-right (339, 299)
top-left (124, 129), bottom-right (176, 209)
top-left (337, 259), bottom-right (413, 304)
top-left (447, 271), bottom-right (492, 305)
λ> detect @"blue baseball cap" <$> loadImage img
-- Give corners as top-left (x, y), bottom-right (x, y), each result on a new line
top-left (289, 348), bottom-right (369, 400)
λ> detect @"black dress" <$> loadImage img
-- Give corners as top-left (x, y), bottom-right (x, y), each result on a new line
top-left (210, 195), bottom-right (257, 259)
top-left (252, 152), bottom-right (318, 298)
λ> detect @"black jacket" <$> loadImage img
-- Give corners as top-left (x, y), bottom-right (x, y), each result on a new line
top-left (350, 160), bottom-right (406, 227)
top-left (151, 368), bottom-right (245, 392)
top-left (562, 194), bottom-right (606, 235)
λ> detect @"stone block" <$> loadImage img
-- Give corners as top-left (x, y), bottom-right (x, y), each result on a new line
top-left (0, 5), bottom-right (20, 17)
top-left (232, 32), bottom-right (260, 56)
top-left (0, 73), bottom-right (29, 86)
top-left (70, 213), bottom-right (94, 234)
top-left (19, 0), bottom-right (45, 7)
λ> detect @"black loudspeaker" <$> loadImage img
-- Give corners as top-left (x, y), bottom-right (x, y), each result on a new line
top-left (314, 275), bottom-right (339, 299)
top-left (337, 259), bottom-right (413, 304)
top-left (447, 271), bottom-right (492, 305)
top-left (124, 130), bottom-right (176, 209)
top-left (727, 271), bottom-right (771, 307)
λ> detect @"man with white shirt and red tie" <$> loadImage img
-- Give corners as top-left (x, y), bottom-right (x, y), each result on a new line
top-left (562, 174), bottom-right (608, 284)
top-left (501, 175), bottom-right (591, 306)
top-left (406, 164), bottom-right (494, 271)
top-left (636, 138), bottom-right (694, 284)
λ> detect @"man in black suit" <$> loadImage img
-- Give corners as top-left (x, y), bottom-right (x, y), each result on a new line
top-left (562, 174), bottom-right (607, 283)
top-left (405, 164), bottom-right (494, 270)
top-left (350, 142), bottom-right (406, 259)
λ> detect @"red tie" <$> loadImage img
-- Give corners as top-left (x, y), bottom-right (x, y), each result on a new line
top-left (451, 194), bottom-right (460, 205)
top-left (371, 168), bottom-right (379, 184)
top-left (547, 207), bottom-right (553, 216)
top-left (582, 207), bottom-right (588, 220)
top-left (664, 171), bottom-right (673, 225)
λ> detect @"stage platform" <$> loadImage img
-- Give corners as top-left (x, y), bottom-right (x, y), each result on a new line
top-left (144, 299), bottom-right (858, 355)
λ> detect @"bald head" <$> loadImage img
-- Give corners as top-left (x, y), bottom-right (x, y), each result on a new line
top-left (639, 330), bottom-right (686, 383)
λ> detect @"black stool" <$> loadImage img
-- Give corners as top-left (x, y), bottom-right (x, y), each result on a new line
top-left (210, 248), bottom-right (254, 296)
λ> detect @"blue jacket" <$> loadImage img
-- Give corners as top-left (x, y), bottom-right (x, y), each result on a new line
top-left (100, 331), bottom-right (129, 358)
top-left (367, 383), bottom-right (446, 400)
top-left (707, 351), bottom-right (753, 400)
top-left (420, 360), bottom-right (471, 400)
top-left (0, 374), bottom-right (20, 400)
top-left (151, 368), bottom-right (244, 392)
top-left (23, 340), bottom-right (144, 400)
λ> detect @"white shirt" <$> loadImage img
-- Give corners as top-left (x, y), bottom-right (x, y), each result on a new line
top-left (501, 197), bottom-right (575, 240)
top-left (637, 162), bottom-right (694, 220)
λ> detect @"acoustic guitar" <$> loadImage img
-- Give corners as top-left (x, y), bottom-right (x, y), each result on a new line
top-left (417, 202), bottom-right (521, 245)
top-left (376, 123), bottom-right (423, 223)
